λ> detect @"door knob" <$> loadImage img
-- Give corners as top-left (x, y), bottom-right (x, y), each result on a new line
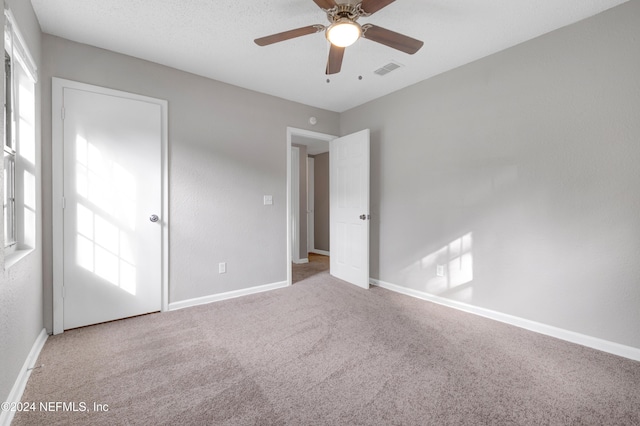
top-left (359, 214), bottom-right (366, 220)
top-left (149, 214), bottom-right (159, 223)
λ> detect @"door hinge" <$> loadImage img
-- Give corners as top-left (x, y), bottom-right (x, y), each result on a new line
top-left (62, 286), bottom-right (65, 298)
top-left (61, 196), bottom-right (66, 209)
top-left (61, 106), bottom-right (65, 120)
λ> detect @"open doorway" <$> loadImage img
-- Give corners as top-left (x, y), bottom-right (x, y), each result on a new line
top-left (286, 128), bottom-right (335, 284)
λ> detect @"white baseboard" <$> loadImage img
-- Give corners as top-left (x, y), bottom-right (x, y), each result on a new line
top-left (310, 249), bottom-right (330, 256)
top-left (0, 328), bottom-right (48, 426)
top-left (293, 258), bottom-right (309, 264)
top-left (370, 278), bottom-right (640, 362)
top-left (168, 280), bottom-right (289, 311)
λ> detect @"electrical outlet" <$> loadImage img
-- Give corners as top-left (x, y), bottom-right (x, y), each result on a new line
top-left (436, 264), bottom-right (445, 277)
top-left (219, 262), bottom-right (226, 274)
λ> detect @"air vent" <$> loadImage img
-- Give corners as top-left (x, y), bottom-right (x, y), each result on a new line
top-left (374, 61), bottom-right (403, 76)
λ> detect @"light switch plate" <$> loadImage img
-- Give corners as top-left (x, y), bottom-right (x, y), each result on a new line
top-left (264, 195), bottom-right (273, 205)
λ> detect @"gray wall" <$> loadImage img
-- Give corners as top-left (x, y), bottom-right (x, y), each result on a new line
top-left (313, 152), bottom-right (330, 252)
top-left (341, 1), bottom-right (640, 349)
top-left (292, 143), bottom-right (308, 260)
top-left (40, 35), bottom-right (340, 328)
top-left (0, 0), bottom-right (43, 403)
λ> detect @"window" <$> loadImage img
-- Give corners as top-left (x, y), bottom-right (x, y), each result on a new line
top-left (3, 8), bottom-right (37, 266)
top-left (4, 51), bottom-right (15, 250)
top-left (4, 152), bottom-right (16, 249)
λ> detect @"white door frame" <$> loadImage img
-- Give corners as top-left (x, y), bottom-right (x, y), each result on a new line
top-left (286, 127), bottom-right (336, 285)
top-left (307, 157), bottom-right (315, 254)
top-left (51, 78), bottom-right (169, 334)
top-left (290, 146), bottom-right (301, 264)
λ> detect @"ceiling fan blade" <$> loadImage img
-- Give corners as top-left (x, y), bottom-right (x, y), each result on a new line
top-left (326, 44), bottom-right (345, 75)
top-left (313, 0), bottom-right (338, 10)
top-left (360, 0), bottom-right (396, 15)
top-left (362, 24), bottom-right (423, 54)
top-left (255, 25), bottom-right (324, 46)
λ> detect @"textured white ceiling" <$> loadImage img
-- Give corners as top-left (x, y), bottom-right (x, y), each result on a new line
top-left (31, 0), bottom-right (628, 112)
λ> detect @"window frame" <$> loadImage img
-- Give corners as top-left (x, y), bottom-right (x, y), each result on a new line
top-left (3, 149), bottom-right (16, 250)
top-left (4, 49), bottom-right (16, 250)
top-left (3, 7), bottom-right (38, 267)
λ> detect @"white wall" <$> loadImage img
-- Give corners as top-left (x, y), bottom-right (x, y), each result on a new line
top-left (341, 1), bottom-right (640, 349)
top-left (40, 35), bottom-right (340, 328)
top-left (0, 0), bottom-right (43, 403)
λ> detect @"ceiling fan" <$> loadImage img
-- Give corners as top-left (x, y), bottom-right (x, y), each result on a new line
top-left (254, 0), bottom-right (424, 75)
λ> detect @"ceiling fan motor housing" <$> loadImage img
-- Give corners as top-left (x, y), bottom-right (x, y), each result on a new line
top-left (325, 2), bottom-right (370, 23)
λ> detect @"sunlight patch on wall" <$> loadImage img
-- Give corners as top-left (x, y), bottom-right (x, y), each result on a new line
top-left (402, 232), bottom-right (474, 303)
top-left (448, 233), bottom-right (473, 288)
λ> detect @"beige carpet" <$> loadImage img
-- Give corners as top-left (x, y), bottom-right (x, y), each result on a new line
top-left (14, 263), bottom-right (640, 425)
top-left (292, 253), bottom-right (329, 284)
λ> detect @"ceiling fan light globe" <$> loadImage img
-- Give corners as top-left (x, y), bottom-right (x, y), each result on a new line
top-left (326, 19), bottom-right (361, 47)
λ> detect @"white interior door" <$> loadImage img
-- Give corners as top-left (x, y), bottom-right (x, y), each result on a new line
top-left (62, 86), bottom-right (163, 329)
top-left (330, 129), bottom-right (370, 289)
